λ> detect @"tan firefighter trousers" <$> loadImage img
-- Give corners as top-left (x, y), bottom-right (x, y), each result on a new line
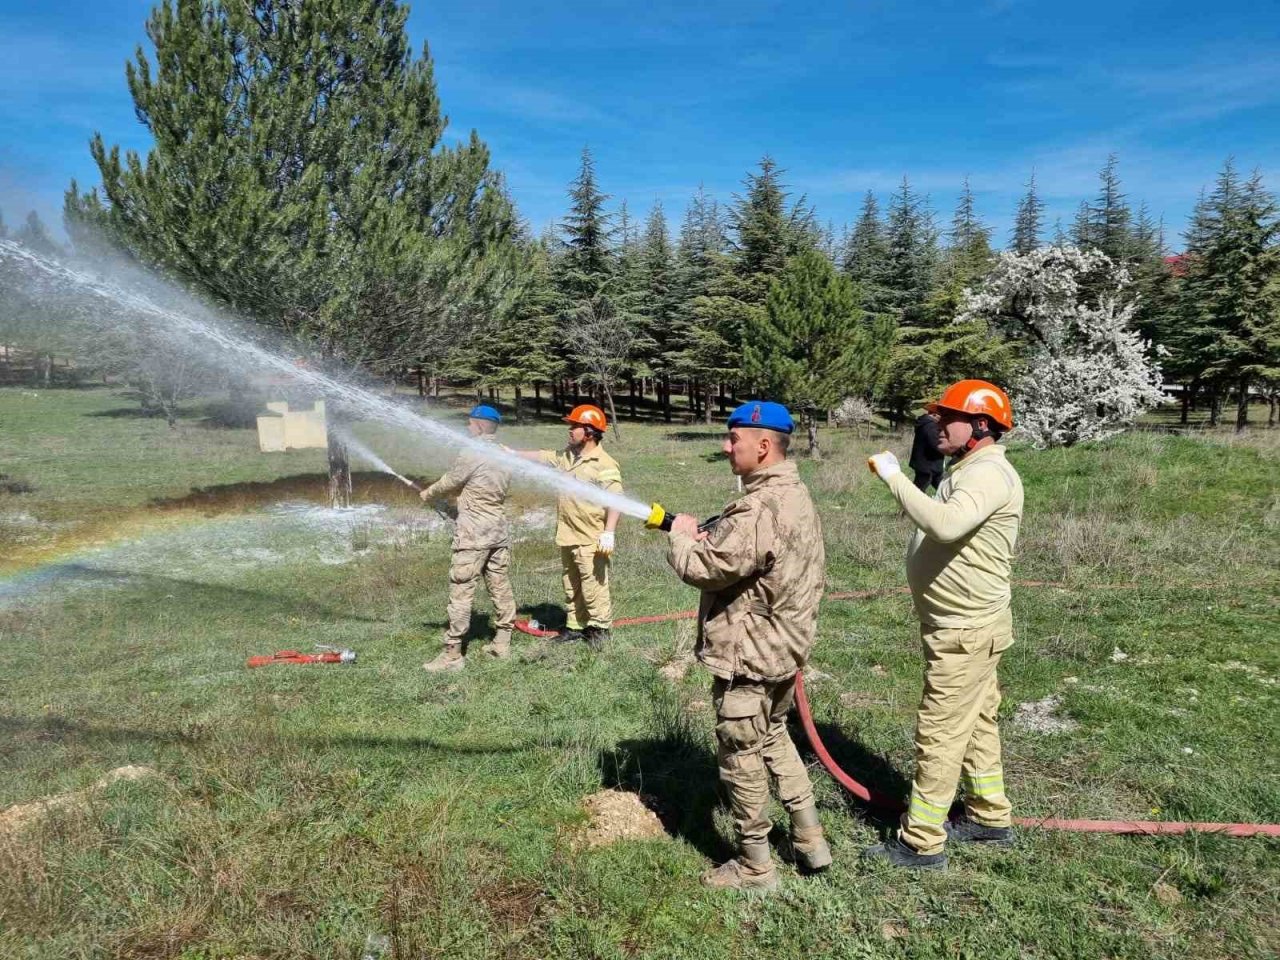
top-left (899, 607), bottom-right (1015, 855)
top-left (560, 544), bottom-right (611, 630)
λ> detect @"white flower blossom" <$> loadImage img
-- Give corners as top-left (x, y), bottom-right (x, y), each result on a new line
top-left (957, 246), bottom-right (1168, 447)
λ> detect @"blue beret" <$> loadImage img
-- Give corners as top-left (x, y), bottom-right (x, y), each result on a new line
top-left (469, 404), bottom-right (501, 423)
top-left (727, 400), bottom-right (794, 434)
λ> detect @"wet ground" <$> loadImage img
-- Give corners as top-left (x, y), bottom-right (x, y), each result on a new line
top-left (0, 472), bottom-right (555, 609)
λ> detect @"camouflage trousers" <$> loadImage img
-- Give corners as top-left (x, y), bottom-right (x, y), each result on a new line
top-left (712, 675), bottom-right (817, 849)
top-left (899, 607), bottom-right (1014, 855)
top-left (445, 546), bottom-right (516, 646)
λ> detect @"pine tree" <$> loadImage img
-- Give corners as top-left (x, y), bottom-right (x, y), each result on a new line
top-left (1083, 154), bottom-right (1134, 262)
top-left (555, 147), bottom-right (634, 428)
top-left (670, 187), bottom-right (738, 422)
top-left (1129, 203), bottom-right (1174, 345)
top-left (14, 211), bottom-right (57, 257)
top-left (947, 177), bottom-right (994, 281)
top-left (879, 177), bottom-right (942, 419)
top-left (841, 191), bottom-right (891, 313)
top-left (729, 156), bottom-right (814, 304)
top-left (882, 176), bottom-right (939, 323)
top-left (635, 201), bottom-right (677, 415)
top-left (1010, 171), bottom-right (1044, 255)
top-left (1070, 201), bottom-right (1094, 250)
top-left (743, 249), bottom-right (893, 458)
top-left (557, 147), bottom-right (615, 304)
top-left (1179, 163), bottom-right (1280, 429)
top-left (66, 0), bottom-right (518, 367)
top-left (477, 238), bottom-right (562, 422)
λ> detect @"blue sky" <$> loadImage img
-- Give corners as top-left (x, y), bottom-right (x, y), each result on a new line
top-left (2, 0), bottom-right (1277, 249)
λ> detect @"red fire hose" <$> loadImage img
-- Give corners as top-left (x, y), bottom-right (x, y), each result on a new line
top-left (247, 648), bottom-right (356, 668)
top-left (516, 585), bottom-right (1280, 839)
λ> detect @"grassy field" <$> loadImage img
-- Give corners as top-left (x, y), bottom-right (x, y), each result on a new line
top-left (1, 384), bottom-right (1277, 960)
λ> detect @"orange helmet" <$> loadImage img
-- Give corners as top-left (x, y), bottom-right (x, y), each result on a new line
top-left (927, 379), bottom-right (1014, 430)
top-left (564, 404), bottom-right (608, 433)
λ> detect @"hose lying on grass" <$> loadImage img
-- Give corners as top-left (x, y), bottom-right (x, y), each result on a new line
top-left (515, 583), bottom-right (1280, 839)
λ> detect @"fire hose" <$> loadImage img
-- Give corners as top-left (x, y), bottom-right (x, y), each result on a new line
top-left (514, 577), bottom-right (1280, 839)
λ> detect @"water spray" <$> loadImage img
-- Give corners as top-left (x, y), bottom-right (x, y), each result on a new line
top-left (0, 240), bottom-right (652, 523)
top-left (334, 427), bottom-right (423, 492)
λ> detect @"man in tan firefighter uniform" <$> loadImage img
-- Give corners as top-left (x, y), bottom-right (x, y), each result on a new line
top-left (511, 404), bottom-right (621, 648)
top-left (862, 379), bottom-right (1023, 869)
top-left (665, 400), bottom-right (831, 892)
top-left (420, 404), bottom-right (517, 672)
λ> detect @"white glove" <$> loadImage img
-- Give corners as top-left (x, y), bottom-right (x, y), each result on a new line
top-left (597, 531), bottom-right (616, 556)
top-left (867, 451), bottom-right (901, 481)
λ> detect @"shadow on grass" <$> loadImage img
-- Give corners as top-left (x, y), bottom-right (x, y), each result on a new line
top-left (517, 602), bottom-right (566, 631)
top-left (664, 431), bottom-right (724, 443)
top-left (0, 713), bottom-right (206, 746)
top-left (598, 734), bottom-right (733, 863)
top-left (2, 563), bottom-right (385, 624)
top-left (86, 406), bottom-right (171, 420)
top-left (302, 732), bottom-right (547, 756)
top-left (792, 716), bottom-right (909, 831)
top-left (147, 472), bottom-right (427, 513)
top-left (0, 714), bottom-right (548, 759)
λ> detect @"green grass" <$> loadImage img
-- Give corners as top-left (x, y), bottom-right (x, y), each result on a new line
top-left (1, 386), bottom-right (1278, 959)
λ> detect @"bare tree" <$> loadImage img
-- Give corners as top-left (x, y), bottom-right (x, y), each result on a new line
top-left (566, 295), bottom-right (637, 440)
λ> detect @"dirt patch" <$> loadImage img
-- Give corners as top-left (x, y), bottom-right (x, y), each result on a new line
top-left (575, 789), bottom-right (668, 848)
top-left (475, 877), bottom-right (545, 933)
top-left (0, 765), bottom-right (165, 836)
top-left (1013, 695), bottom-right (1080, 735)
top-left (659, 653), bottom-right (694, 682)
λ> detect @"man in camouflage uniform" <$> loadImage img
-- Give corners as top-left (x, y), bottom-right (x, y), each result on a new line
top-left (421, 405), bottom-right (516, 672)
top-left (665, 400), bottom-right (831, 892)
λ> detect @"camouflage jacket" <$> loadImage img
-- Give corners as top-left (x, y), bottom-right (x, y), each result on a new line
top-left (666, 460), bottom-right (825, 682)
top-left (423, 436), bottom-right (512, 550)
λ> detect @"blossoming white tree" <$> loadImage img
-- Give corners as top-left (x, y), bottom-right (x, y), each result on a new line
top-left (957, 246), bottom-right (1167, 447)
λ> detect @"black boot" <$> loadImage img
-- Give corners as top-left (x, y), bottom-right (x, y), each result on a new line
top-left (946, 816), bottom-right (1016, 847)
top-left (861, 836), bottom-right (947, 871)
top-left (583, 626), bottom-right (610, 650)
top-left (554, 628), bottom-right (585, 644)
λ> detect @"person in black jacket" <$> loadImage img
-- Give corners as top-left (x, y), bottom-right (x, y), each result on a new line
top-left (909, 410), bottom-right (944, 493)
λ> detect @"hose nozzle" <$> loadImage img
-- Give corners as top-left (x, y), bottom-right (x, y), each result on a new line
top-left (645, 503), bottom-right (672, 531)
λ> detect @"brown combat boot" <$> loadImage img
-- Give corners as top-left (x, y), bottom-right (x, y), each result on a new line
top-left (423, 644), bottom-right (464, 673)
top-left (789, 806), bottom-right (833, 873)
top-left (700, 844), bottom-right (779, 893)
top-left (482, 631), bottom-right (512, 659)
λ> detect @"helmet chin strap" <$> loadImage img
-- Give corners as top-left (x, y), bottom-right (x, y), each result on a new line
top-left (960, 417), bottom-right (992, 456)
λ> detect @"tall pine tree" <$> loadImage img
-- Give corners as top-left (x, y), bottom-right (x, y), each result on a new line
top-left (743, 249), bottom-right (893, 458)
top-left (841, 191), bottom-right (892, 313)
top-left (1010, 171), bottom-right (1044, 254)
top-left (670, 186), bottom-right (737, 422)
